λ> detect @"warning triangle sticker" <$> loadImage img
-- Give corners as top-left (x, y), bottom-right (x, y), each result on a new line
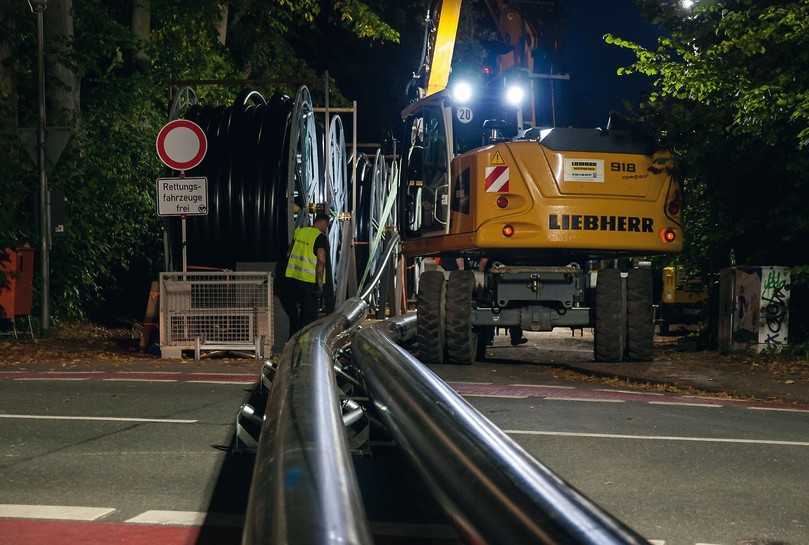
top-left (490, 151), bottom-right (505, 166)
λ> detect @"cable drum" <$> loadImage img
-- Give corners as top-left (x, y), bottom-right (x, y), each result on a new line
top-left (286, 86), bottom-right (321, 238)
top-left (327, 116), bottom-right (355, 304)
top-left (167, 91), bottom-right (295, 269)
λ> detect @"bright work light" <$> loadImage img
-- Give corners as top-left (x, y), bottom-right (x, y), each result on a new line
top-left (451, 80), bottom-right (473, 104)
top-left (681, 0), bottom-right (694, 8)
top-left (505, 84), bottom-right (525, 106)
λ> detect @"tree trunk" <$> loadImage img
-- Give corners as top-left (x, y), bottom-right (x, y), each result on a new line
top-left (131, 0), bottom-right (151, 69)
top-left (45, 0), bottom-right (80, 125)
top-left (215, 1), bottom-right (229, 46)
top-left (0, 2), bottom-right (17, 130)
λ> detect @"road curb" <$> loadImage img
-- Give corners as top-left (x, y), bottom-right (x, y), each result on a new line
top-left (555, 362), bottom-right (809, 404)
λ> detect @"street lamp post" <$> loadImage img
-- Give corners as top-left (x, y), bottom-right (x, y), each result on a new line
top-left (28, 0), bottom-right (50, 332)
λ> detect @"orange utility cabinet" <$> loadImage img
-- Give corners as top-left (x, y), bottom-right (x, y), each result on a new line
top-left (0, 247), bottom-right (35, 319)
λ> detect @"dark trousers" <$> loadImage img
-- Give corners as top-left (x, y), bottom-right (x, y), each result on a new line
top-left (281, 278), bottom-right (319, 334)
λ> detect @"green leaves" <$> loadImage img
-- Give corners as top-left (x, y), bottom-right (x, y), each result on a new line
top-left (604, 1), bottom-right (809, 328)
top-left (333, 0), bottom-right (400, 42)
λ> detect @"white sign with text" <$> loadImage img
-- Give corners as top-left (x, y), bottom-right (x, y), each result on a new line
top-left (156, 177), bottom-right (209, 216)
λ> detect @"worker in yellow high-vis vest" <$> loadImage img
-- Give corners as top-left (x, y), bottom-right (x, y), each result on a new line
top-left (283, 212), bottom-right (330, 332)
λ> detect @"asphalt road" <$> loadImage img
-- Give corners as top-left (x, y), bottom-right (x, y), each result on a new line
top-left (428, 332), bottom-right (809, 545)
top-left (2, 333), bottom-right (808, 545)
top-left (0, 374), bottom-right (256, 544)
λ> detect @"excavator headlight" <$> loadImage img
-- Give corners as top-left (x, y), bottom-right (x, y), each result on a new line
top-left (505, 85), bottom-right (525, 106)
top-left (451, 80), bottom-right (473, 104)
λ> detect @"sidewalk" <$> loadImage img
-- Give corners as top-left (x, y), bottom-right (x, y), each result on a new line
top-left (561, 336), bottom-right (809, 405)
top-left (0, 322), bottom-right (263, 374)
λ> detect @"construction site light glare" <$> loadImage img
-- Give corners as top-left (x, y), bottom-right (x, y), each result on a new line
top-left (451, 81), bottom-right (473, 103)
top-left (681, 0), bottom-right (695, 8)
top-left (505, 85), bottom-right (525, 106)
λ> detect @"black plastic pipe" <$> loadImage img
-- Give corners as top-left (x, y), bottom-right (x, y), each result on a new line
top-left (242, 299), bottom-right (372, 545)
top-left (352, 322), bottom-right (650, 545)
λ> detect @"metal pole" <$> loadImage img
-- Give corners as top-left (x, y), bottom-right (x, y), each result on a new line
top-left (181, 217), bottom-right (187, 276)
top-left (33, 1), bottom-right (50, 331)
top-left (550, 65), bottom-right (557, 127)
top-left (351, 101), bottom-right (358, 223)
top-left (324, 71), bottom-right (330, 204)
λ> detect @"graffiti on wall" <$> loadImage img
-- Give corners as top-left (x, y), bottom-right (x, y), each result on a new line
top-left (732, 270), bottom-right (761, 346)
top-left (758, 267), bottom-right (790, 350)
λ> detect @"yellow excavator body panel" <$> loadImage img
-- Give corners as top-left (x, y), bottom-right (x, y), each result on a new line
top-left (403, 138), bottom-right (683, 257)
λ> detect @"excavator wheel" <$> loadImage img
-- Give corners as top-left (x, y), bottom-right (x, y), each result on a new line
top-left (594, 269), bottom-right (626, 362)
top-left (445, 270), bottom-right (478, 365)
top-left (415, 270), bottom-right (446, 364)
top-left (626, 268), bottom-right (654, 361)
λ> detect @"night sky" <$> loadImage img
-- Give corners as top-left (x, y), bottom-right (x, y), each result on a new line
top-left (330, 0), bottom-right (662, 142)
top-left (553, 0), bottom-right (662, 129)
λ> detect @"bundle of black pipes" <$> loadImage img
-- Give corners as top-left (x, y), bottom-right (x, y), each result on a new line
top-left (165, 91), bottom-right (296, 270)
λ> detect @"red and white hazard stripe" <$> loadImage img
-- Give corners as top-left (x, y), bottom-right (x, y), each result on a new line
top-left (484, 166), bottom-right (509, 193)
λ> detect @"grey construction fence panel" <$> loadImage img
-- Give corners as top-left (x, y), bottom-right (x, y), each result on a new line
top-left (159, 272), bottom-right (273, 358)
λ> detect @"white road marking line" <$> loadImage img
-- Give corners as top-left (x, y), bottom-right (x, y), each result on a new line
top-left (13, 378), bottom-right (89, 382)
top-left (749, 406), bottom-right (809, 414)
top-left (649, 401), bottom-right (722, 408)
top-left (462, 394), bottom-right (528, 399)
top-left (125, 510), bottom-right (242, 527)
top-left (185, 380), bottom-right (253, 385)
top-left (648, 540), bottom-right (666, 545)
top-left (0, 504), bottom-right (115, 521)
top-left (115, 371), bottom-right (183, 375)
top-left (511, 384), bottom-right (575, 389)
top-left (188, 372), bottom-right (256, 377)
top-left (695, 543), bottom-right (723, 545)
top-left (683, 395), bottom-right (745, 402)
top-left (544, 397), bottom-right (625, 403)
top-left (449, 381), bottom-right (493, 385)
top-left (0, 414), bottom-right (197, 424)
top-left (43, 370), bottom-right (104, 374)
top-left (102, 378), bottom-right (178, 383)
top-left (595, 388), bottom-right (664, 396)
top-left (505, 429), bottom-right (809, 447)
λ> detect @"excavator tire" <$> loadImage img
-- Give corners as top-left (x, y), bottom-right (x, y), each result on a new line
top-left (594, 269), bottom-right (625, 362)
top-left (445, 270), bottom-right (478, 365)
top-left (626, 268), bottom-right (654, 361)
top-left (415, 270), bottom-right (446, 364)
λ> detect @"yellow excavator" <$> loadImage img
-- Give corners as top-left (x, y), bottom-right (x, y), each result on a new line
top-left (399, 0), bottom-right (683, 364)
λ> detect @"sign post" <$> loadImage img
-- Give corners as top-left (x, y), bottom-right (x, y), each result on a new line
top-left (155, 119), bottom-right (208, 275)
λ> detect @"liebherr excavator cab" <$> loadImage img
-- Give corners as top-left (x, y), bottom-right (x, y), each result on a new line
top-left (399, 93), bottom-right (683, 364)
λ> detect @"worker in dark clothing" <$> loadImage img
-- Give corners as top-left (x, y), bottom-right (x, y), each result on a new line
top-left (283, 213), bottom-right (330, 333)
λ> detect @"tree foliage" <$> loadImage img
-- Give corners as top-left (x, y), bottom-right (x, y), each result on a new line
top-left (605, 0), bottom-right (809, 274)
top-left (0, 0), bottom-right (399, 322)
top-left (607, 0), bottom-right (809, 342)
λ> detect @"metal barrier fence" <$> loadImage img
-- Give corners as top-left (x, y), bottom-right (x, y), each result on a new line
top-left (159, 272), bottom-right (273, 358)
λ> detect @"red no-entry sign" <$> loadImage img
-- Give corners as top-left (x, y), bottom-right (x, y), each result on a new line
top-left (155, 119), bottom-right (207, 171)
